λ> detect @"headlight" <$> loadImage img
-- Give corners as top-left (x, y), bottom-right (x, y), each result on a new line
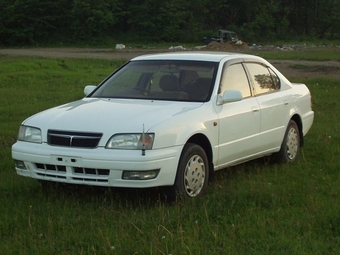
top-left (106, 133), bottom-right (154, 149)
top-left (18, 125), bottom-right (42, 143)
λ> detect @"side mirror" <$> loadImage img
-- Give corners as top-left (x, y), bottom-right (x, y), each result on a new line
top-left (217, 90), bottom-right (243, 105)
top-left (84, 85), bottom-right (97, 96)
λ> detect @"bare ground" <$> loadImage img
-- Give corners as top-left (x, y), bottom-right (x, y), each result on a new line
top-left (1, 47), bottom-right (339, 80)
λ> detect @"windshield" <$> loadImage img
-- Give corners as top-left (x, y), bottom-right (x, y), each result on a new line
top-left (91, 60), bottom-right (218, 102)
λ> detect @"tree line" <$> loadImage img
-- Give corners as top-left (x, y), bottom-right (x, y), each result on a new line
top-left (0, 0), bottom-right (339, 46)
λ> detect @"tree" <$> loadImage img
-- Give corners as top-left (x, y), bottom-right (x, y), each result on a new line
top-left (0, 0), bottom-right (73, 45)
top-left (0, 0), bottom-right (339, 46)
top-left (70, 0), bottom-right (121, 39)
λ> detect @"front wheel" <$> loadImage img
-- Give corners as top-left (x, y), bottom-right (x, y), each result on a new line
top-left (170, 143), bottom-right (209, 200)
top-left (276, 120), bottom-right (300, 163)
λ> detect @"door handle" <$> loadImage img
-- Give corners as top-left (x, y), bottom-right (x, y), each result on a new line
top-left (252, 106), bottom-right (259, 112)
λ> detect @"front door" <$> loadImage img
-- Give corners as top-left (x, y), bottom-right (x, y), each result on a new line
top-left (215, 62), bottom-right (261, 167)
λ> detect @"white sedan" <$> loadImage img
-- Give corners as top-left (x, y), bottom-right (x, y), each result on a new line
top-left (12, 52), bottom-right (314, 199)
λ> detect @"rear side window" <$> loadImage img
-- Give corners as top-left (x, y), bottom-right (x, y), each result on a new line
top-left (245, 63), bottom-right (280, 95)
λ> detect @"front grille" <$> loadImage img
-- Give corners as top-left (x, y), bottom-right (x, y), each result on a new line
top-left (72, 167), bottom-right (109, 182)
top-left (35, 163), bottom-right (67, 179)
top-left (48, 130), bottom-right (102, 148)
top-left (74, 167), bottom-right (110, 176)
top-left (36, 163), bottom-right (66, 172)
top-left (34, 163), bottom-right (110, 183)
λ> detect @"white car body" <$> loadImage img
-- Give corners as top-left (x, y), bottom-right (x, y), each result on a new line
top-left (12, 52), bottom-right (314, 197)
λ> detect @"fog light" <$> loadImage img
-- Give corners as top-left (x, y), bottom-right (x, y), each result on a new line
top-left (122, 169), bottom-right (160, 180)
top-left (15, 160), bottom-right (27, 170)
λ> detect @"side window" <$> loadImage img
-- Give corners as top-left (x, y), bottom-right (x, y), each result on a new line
top-left (220, 63), bottom-right (251, 98)
top-left (245, 63), bottom-right (280, 95)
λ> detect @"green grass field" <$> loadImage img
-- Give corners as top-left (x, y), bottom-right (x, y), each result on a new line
top-left (0, 53), bottom-right (339, 255)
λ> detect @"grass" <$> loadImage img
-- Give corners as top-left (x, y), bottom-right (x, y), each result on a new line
top-left (0, 53), bottom-right (340, 254)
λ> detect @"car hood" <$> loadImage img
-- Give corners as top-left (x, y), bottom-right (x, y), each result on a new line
top-left (23, 98), bottom-right (202, 134)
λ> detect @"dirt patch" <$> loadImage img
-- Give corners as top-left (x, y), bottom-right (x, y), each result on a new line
top-left (0, 47), bottom-right (339, 80)
top-left (269, 59), bottom-right (340, 80)
top-left (201, 42), bottom-right (340, 79)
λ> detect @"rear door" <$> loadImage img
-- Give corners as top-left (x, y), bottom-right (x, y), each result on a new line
top-left (244, 62), bottom-right (290, 151)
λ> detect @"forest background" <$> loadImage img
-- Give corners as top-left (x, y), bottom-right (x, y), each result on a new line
top-left (1, 0), bottom-right (340, 47)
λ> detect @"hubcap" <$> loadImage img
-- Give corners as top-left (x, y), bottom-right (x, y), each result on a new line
top-left (286, 127), bottom-right (298, 160)
top-left (184, 155), bottom-right (206, 197)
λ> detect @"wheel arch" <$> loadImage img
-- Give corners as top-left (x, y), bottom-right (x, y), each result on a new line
top-left (291, 114), bottom-right (304, 147)
top-left (186, 133), bottom-right (214, 181)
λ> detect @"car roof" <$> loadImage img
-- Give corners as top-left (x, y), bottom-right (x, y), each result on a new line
top-left (131, 51), bottom-right (260, 63)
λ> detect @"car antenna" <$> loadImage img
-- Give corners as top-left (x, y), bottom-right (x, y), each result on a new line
top-left (142, 124), bottom-right (146, 156)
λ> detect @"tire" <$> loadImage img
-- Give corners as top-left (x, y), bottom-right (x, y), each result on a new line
top-left (170, 143), bottom-right (209, 200)
top-left (276, 120), bottom-right (300, 163)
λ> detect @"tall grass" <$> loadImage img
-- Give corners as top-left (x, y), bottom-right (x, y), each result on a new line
top-left (0, 55), bottom-right (339, 254)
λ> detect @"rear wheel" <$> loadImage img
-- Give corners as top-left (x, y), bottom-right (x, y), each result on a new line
top-left (169, 143), bottom-right (209, 200)
top-left (276, 120), bottom-right (300, 162)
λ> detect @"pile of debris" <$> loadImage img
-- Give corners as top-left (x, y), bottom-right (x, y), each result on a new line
top-left (202, 41), bottom-right (250, 51)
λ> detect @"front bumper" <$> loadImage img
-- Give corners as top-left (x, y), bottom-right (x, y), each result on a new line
top-left (12, 141), bottom-right (182, 188)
